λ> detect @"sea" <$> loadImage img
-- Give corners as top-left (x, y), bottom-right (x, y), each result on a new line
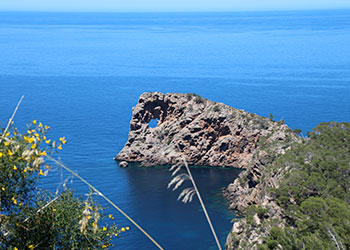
top-left (0, 10), bottom-right (349, 250)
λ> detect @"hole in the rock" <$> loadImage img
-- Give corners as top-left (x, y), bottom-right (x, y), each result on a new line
top-left (148, 119), bottom-right (158, 128)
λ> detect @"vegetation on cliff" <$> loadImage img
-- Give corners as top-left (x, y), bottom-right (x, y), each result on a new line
top-left (228, 122), bottom-right (350, 249)
top-left (0, 121), bottom-right (124, 249)
top-left (256, 122), bottom-right (350, 249)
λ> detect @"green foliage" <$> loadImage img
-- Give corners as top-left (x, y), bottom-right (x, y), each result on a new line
top-left (260, 122), bottom-right (350, 250)
top-left (292, 128), bottom-right (302, 134)
top-left (213, 105), bottom-right (220, 112)
top-left (191, 93), bottom-right (204, 104)
top-left (253, 118), bottom-right (269, 130)
top-left (256, 205), bottom-right (269, 219)
top-left (0, 121), bottom-right (127, 249)
top-left (245, 205), bottom-right (257, 225)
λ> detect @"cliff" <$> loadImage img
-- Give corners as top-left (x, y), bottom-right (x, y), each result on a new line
top-left (116, 92), bottom-right (295, 168)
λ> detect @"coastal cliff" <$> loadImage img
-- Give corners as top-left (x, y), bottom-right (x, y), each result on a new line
top-left (116, 92), bottom-right (296, 168)
top-left (116, 92), bottom-right (303, 249)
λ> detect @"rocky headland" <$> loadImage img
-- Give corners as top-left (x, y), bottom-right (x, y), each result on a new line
top-left (116, 92), bottom-right (296, 167)
top-left (116, 92), bottom-right (302, 249)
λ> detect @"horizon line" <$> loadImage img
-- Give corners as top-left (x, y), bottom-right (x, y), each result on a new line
top-left (0, 6), bottom-right (349, 14)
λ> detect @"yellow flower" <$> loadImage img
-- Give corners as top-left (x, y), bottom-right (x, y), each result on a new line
top-left (12, 197), bottom-right (17, 205)
top-left (38, 170), bottom-right (44, 176)
top-left (8, 149), bottom-right (13, 156)
top-left (53, 208), bottom-right (56, 212)
top-left (27, 130), bottom-right (32, 134)
top-left (121, 227), bottom-right (126, 232)
top-left (44, 125), bottom-right (49, 130)
top-left (40, 151), bottom-right (47, 156)
top-left (0, 152), bottom-right (3, 157)
top-left (57, 145), bottom-right (62, 150)
top-left (14, 247), bottom-right (18, 250)
top-left (1, 187), bottom-right (5, 191)
top-left (126, 226), bottom-right (130, 230)
top-left (45, 164), bottom-right (50, 169)
top-left (26, 136), bottom-right (35, 143)
top-left (4, 141), bottom-right (10, 146)
top-left (29, 245), bottom-right (34, 249)
top-left (114, 233), bottom-right (118, 237)
top-left (39, 122), bottom-right (43, 128)
top-left (31, 144), bottom-right (37, 149)
top-left (103, 226), bottom-right (107, 231)
top-left (33, 120), bottom-right (37, 125)
top-left (24, 168), bottom-right (27, 173)
top-left (45, 139), bottom-right (51, 144)
top-left (108, 214), bottom-right (113, 218)
top-left (87, 216), bottom-right (91, 220)
top-left (59, 137), bottom-right (67, 144)
top-left (13, 165), bottom-right (17, 170)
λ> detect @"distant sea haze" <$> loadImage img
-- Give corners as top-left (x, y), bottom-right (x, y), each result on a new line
top-left (0, 10), bottom-right (349, 249)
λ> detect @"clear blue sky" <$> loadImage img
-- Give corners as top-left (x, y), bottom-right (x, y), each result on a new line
top-left (1, 0), bottom-right (350, 12)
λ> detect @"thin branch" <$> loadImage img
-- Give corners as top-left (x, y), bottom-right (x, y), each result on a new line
top-left (181, 158), bottom-right (222, 250)
top-left (24, 197), bottom-right (59, 223)
top-left (46, 155), bottom-right (164, 250)
top-left (327, 227), bottom-right (344, 250)
top-left (0, 95), bottom-right (24, 143)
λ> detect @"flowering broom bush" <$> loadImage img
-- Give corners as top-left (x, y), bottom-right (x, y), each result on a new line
top-left (0, 121), bottom-right (127, 249)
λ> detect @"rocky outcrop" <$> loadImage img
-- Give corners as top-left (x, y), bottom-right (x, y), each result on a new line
top-left (116, 92), bottom-right (302, 250)
top-left (116, 92), bottom-right (294, 169)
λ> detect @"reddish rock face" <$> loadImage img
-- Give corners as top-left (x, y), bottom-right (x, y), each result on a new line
top-left (115, 92), bottom-right (292, 168)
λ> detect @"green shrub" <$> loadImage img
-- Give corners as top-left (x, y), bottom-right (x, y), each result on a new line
top-left (0, 121), bottom-right (127, 249)
top-left (213, 105), bottom-right (220, 112)
top-left (194, 96), bottom-right (203, 104)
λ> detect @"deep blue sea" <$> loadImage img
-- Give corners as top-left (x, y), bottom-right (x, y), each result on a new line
top-left (0, 10), bottom-right (350, 249)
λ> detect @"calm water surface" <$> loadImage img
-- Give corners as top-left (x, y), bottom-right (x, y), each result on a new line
top-left (0, 10), bottom-right (350, 249)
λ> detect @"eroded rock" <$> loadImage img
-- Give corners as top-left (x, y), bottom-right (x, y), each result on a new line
top-left (115, 92), bottom-right (293, 168)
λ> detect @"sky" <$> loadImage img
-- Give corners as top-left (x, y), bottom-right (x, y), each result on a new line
top-left (1, 0), bottom-right (350, 12)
